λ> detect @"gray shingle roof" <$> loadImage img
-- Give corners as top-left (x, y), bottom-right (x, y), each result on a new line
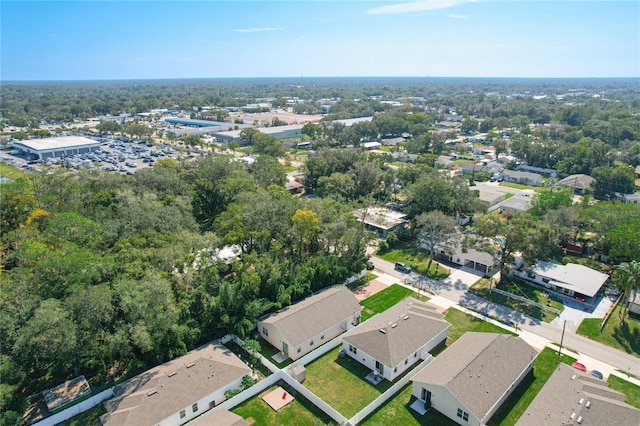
top-left (516, 364), bottom-right (640, 426)
top-left (413, 332), bottom-right (536, 422)
top-left (558, 174), bottom-right (595, 191)
top-left (190, 408), bottom-right (248, 426)
top-left (100, 344), bottom-right (251, 426)
top-left (259, 285), bottom-right (361, 347)
top-left (342, 297), bottom-right (449, 367)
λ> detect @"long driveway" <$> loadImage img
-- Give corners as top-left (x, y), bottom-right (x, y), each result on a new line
top-left (369, 256), bottom-right (640, 377)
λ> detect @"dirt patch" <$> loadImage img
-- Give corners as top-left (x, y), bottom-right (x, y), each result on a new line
top-left (351, 279), bottom-right (389, 301)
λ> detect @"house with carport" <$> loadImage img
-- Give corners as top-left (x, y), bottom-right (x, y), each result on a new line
top-left (501, 170), bottom-right (543, 186)
top-left (99, 343), bottom-right (251, 426)
top-left (411, 332), bottom-right (536, 426)
top-left (511, 261), bottom-right (609, 301)
top-left (258, 285), bottom-right (361, 361)
top-left (341, 297), bottom-right (449, 382)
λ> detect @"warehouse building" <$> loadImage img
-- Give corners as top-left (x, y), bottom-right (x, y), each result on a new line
top-left (11, 136), bottom-right (101, 160)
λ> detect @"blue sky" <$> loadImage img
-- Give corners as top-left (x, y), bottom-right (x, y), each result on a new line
top-left (2, 1), bottom-right (639, 80)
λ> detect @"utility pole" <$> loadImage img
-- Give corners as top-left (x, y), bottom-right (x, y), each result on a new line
top-left (557, 320), bottom-right (567, 365)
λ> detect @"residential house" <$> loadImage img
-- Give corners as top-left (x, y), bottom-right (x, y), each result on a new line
top-left (515, 165), bottom-right (557, 178)
top-left (258, 286), bottom-right (361, 361)
top-left (189, 408), bottom-right (247, 426)
top-left (380, 136), bottom-right (405, 146)
top-left (635, 165), bottom-right (640, 178)
top-left (628, 290), bottom-right (640, 315)
top-left (616, 192), bottom-right (640, 204)
top-left (390, 151), bottom-right (418, 163)
top-left (342, 297), bottom-right (449, 382)
top-left (362, 141), bottom-right (382, 150)
top-left (495, 193), bottom-right (533, 214)
top-left (423, 238), bottom-right (496, 275)
top-left (512, 261), bottom-right (609, 300)
top-left (353, 207), bottom-right (407, 238)
top-left (100, 343), bottom-right (251, 426)
top-left (516, 364), bottom-right (640, 426)
top-left (411, 333), bottom-right (536, 426)
top-left (285, 180), bottom-right (304, 195)
top-left (435, 155), bottom-right (455, 169)
top-left (501, 170), bottom-right (543, 186)
top-left (558, 174), bottom-right (595, 195)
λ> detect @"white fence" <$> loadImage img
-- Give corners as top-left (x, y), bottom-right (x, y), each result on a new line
top-left (490, 287), bottom-right (562, 314)
top-left (280, 371), bottom-right (349, 425)
top-left (31, 388), bottom-right (114, 426)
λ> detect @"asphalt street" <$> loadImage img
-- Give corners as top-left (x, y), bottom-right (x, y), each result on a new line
top-left (370, 256), bottom-right (640, 377)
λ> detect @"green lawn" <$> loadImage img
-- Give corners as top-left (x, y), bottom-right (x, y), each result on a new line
top-left (361, 383), bottom-right (457, 426)
top-left (488, 347), bottom-right (576, 426)
top-left (577, 307), bottom-right (640, 358)
top-left (498, 182), bottom-right (545, 192)
top-left (0, 163), bottom-right (28, 180)
top-left (442, 307), bottom-right (515, 347)
top-left (59, 404), bottom-right (106, 426)
top-left (231, 382), bottom-right (333, 426)
top-left (469, 277), bottom-right (563, 323)
top-left (303, 346), bottom-right (393, 418)
top-left (360, 284), bottom-right (426, 322)
top-left (254, 337), bottom-right (293, 369)
top-left (608, 375), bottom-right (640, 409)
top-left (375, 243), bottom-right (449, 279)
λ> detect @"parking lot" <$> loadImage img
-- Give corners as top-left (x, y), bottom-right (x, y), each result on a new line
top-left (1, 134), bottom-right (186, 175)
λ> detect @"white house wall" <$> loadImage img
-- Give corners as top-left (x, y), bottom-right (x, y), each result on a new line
top-left (411, 383), bottom-right (482, 426)
top-left (157, 375), bottom-right (245, 426)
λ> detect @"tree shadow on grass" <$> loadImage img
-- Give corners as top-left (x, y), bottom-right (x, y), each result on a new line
top-left (613, 319), bottom-right (640, 356)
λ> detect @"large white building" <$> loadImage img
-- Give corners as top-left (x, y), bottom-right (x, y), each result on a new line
top-left (11, 136), bottom-right (101, 160)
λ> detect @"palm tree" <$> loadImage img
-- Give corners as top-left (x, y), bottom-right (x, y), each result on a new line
top-left (614, 260), bottom-right (640, 324)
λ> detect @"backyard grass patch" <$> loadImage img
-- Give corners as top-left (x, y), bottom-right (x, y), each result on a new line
top-left (303, 346), bottom-right (393, 418)
top-left (361, 383), bottom-right (457, 426)
top-left (253, 337), bottom-right (293, 369)
top-left (577, 307), bottom-right (640, 358)
top-left (59, 403), bottom-right (106, 426)
top-left (375, 243), bottom-right (449, 279)
top-left (231, 382), bottom-right (333, 426)
top-left (442, 308), bottom-right (515, 347)
top-left (469, 277), bottom-right (563, 323)
top-left (360, 284), bottom-right (425, 322)
top-left (488, 347), bottom-right (576, 426)
top-left (346, 272), bottom-right (377, 291)
top-left (608, 375), bottom-right (640, 409)
top-left (498, 182), bottom-right (544, 192)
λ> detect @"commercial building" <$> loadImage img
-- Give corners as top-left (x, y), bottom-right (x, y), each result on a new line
top-left (11, 136), bottom-right (101, 160)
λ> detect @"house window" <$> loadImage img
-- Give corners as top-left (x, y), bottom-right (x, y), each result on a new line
top-left (414, 352), bottom-right (418, 358)
top-left (349, 345), bottom-right (357, 354)
top-left (262, 327), bottom-right (268, 336)
top-left (180, 410), bottom-right (186, 418)
top-left (394, 367), bottom-right (398, 373)
top-left (542, 278), bottom-right (550, 283)
top-left (457, 408), bottom-right (469, 422)
top-left (405, 359), bottom-right (408, 365)
top-left (297, 347), bottom-right (301, 353)
top-left (192, 403), bottom-right (198, 413)
top-left (310, 340), bottom-right (314, 346)
top-left (321, 334), bottom-right (325, 340)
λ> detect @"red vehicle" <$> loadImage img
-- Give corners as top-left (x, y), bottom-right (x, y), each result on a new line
top-left (572, 362), bottom-right (587, 372)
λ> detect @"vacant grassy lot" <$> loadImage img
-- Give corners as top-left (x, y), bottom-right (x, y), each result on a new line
top-left (0, 163), bottom-right (28, 180)
top-left (577, 307), bottom-right (640, 358)
top-left (376, 243), bottom-right (449, 279)
top-left (231, 382), bottom-right (333, 426)
top-left (360, 284), bottom-right (425, 322)
top-left (361, 383), bottom-right (456, 426)
top-left (488, 347), bottom-right (576, 426)
top-left (303, 346), bottom-right (392, 418)
top-left (442, 307), bottom-right (515, 347)
top-left (608, 375), bottom-right (640, 409)
top-left (469, 277), bottom-right (563, 323)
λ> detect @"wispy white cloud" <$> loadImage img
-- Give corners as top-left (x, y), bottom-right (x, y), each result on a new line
top-left (233, 27), bottom-right (284, 33)
top-left (366, 1), bottom-right (464, 15)
top-left (448, 13), bottom-right (468, 19)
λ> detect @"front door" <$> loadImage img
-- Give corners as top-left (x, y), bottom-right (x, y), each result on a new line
top-left (282, 341), bottom-right (288, 355)
top-left (375, 360), bottom-right (384, 375)
top-left (421, 388), bottom-right (432, 408)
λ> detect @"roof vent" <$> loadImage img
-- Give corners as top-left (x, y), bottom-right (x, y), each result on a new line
top-left (570, 413), bottom-right (576, 419)
top-left (578, 398), bottom-right (584, 405)
top-left (585, 401), bottom-right (591, 409)
top-left (379, 329), bottom-right (386, 334)
top-left (403, 315), bottom-right (410, 320)
top-left (391, 323), bottom-right (398, 328)
top-left (167, 371), bottom-right (177, 377)
top-left (147, 390), bottom-right (157, 397)
top-left (577, 416), bottom-right (583, 424)
top-left (186, 362), bottom-right (195, 368)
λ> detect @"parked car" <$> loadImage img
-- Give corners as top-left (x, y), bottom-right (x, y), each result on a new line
top-left (394, 262), bottom-right (412, 273)
top-left (590, 370), bottom-right (603, 379)
top-left (571, 362), bottom-right (587, 372)
top-left (366, 260), bottom-right (375, 270)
